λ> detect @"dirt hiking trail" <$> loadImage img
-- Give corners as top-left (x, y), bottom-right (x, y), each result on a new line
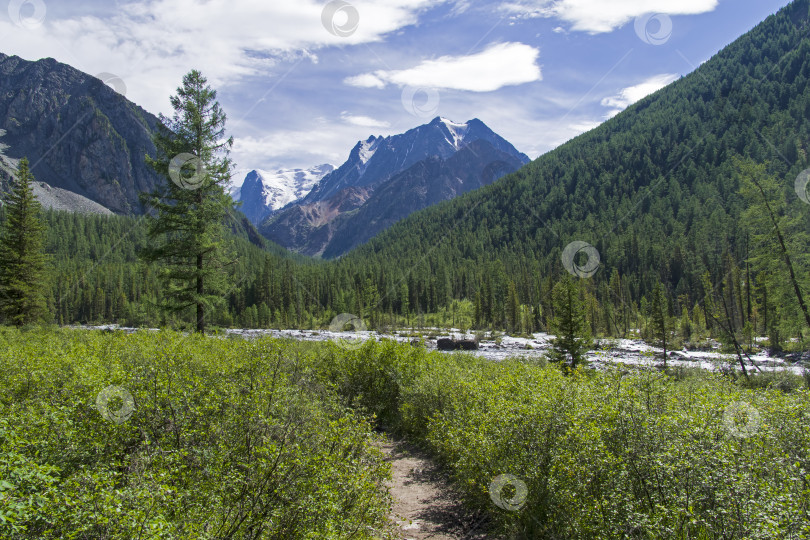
top-left (380, 439), bottom-right (491, 540)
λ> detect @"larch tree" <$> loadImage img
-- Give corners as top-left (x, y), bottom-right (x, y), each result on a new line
top-left (549, 276), bottom-right (592, 372)
top-left (650, 281), bottom-right (671, 366)
top-left (140, 70), bottom-right (235, 333)
top-left (0, 158), bottom-right (49, 326)
top-left (737, 158), bottom-right (810, 338)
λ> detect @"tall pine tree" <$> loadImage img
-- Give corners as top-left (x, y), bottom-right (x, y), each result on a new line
top-left (0, 158), bottom-right (49, 326)
top-left (549, 276), bottom-right (592, 371)
top-left (650, 281), bottom-right (672, 366)
top-left (141, 70), bottom-right (235, 333)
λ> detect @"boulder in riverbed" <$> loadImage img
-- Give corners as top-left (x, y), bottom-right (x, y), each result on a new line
top-left (437, 338), bottom-right (479, 351)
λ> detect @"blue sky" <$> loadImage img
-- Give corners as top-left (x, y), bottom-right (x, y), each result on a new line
top-left (0, 0), bottom-right (793, 177)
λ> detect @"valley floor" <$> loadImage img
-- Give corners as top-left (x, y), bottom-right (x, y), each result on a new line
top-left (4, 328), bottom-right (807, 537)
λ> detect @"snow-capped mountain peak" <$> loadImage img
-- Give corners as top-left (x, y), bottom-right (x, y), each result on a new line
top-left (234, 164), bottom-right (334, 225)
top-left (358, 136), bottom-right (380, 166)
top-left (437, 117), bottom-right (471, 149)
top-left (301, 116), bottom-right (529, 205)
top-left (438, 117), bottom-right (468, 129)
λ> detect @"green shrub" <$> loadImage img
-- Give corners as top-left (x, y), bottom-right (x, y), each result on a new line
top-left (404, 361), bottom-right (810, 538)
top-left (4, 330), bottom-right (808, 539)
top-left (319, 339), bottom-right (810, 539)
top-left (0, 329), bottom-right (392, 539)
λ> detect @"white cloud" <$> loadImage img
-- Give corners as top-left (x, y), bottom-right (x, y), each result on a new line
top-left (233, 130), bottom-right (347, 173)
top-left (503, 0), bottom-right (718, 33)
top-left (344, 42), bottom-right (541, 92)
top-left (569, 120), bottom-right (602, 133)
top-left (231, 116), bottom-right (403, 172)
top-left (344, 73), bottom-right (387, 89)
top-left (0, 0), bottom-right (450, 115)
top-left (340, 113), bottom-right (391, 128)
top-left (600, 73), bottom-right (678, 110)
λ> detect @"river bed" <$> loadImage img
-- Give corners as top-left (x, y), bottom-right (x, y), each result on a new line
top-left (77, 325), bottom-right (808, 375)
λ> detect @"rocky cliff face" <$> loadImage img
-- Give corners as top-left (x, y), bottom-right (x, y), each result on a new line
top-left (301, 117), bottom-right (529, 205)
top-left (0, 53), bottom-right (162, 214)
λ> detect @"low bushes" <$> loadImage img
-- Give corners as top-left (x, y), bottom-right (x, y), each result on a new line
top-left (322, 339), bottom-right (810, 539)
top-left (2, 330), bottom-right (807, 538)
top-left (0, 329), bottom-right (391, 538)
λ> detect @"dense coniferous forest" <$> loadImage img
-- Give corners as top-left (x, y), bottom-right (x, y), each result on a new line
top-left (338, 0), bottom-right (810, 344)
top-left (9, 0), bottom-right (805, 354)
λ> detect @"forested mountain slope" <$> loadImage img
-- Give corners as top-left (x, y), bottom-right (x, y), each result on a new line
top-left (15, 0), bottom-right (810, 338)
top-left (331, 0), bottom-right (810, 332)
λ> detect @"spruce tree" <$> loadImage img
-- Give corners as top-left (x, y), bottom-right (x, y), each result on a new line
top-left (140, 70), bottom-right (235, 333)
top-left (549, 276), bottom-right (592, 371)
top-left (650, 281), bottom-right (671, 366)
top-left (507, 280), bottom-right (520, 333)
top-left (0, 158), bottom-right (49, 326)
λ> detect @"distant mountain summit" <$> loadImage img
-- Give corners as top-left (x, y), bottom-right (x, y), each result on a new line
top-left (235, 165), bottom-right (333, 225)
top-left (260, 117), bottom-right (530, 257)
top-left (0, 53), bottom-right (162, 214)
top-left (320, 138), bottom-right (527, 258)
top-left (303, 117), bottom-right (529, 204)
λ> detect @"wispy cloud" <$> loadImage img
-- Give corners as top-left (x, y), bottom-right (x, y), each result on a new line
top-left (0, 0), bottom-right (452, 114)
top-left (601, 73), bottom-right (678, 116)
top-left (345, 42), bottom-right (541, 92)
top-left (340, 112), bottom-right (391, 128)
top-left (503, 0), bottom-right (719, 33)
